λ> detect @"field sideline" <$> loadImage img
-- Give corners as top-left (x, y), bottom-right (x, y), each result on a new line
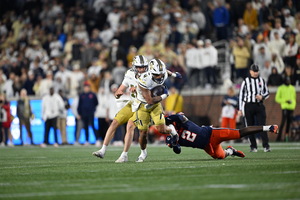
top-left (1, 143), bottom-right (300, 200)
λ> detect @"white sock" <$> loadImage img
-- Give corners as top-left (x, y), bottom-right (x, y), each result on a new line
top-left (121, 151), bottom-right (128, 157)
top-left (100, 145), bottom-right (107, 153)
top-left (225, 148), bottom-right (233, 156)
top-left (263, 125), bottom-right (271, 131)
top-left (141, 149), bottom-right (147, 156)
top-left (168, 124), bottom-right (178, 136)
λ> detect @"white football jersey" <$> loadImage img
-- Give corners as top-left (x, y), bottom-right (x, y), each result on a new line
top-left (120, 69), bottom-right (141, 111)
top-left (136, 70), bottom-right (168, 104)
top-left (121, 69), bottom-right (138, 99)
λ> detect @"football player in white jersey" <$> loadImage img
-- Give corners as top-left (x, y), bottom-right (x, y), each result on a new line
top-left (135, 58), bottom-right (180, 162)
top-left (92, 55), bottom-right (148, 163)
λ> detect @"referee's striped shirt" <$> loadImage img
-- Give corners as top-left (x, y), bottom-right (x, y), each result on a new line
top-left (238, 76), bottom-right (269, 111)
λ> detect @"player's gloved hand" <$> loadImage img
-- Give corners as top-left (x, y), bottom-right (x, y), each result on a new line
top-left (173, 144), bottom-right (181, 154)
top-left (166, 135), bottom-right (179, 147)
top-left (171, 72), bottom-right (182, 79)
top-left (166, 136), bottom-right (173, 148)
top-left (144, 104), bottom-right (154, 109)
top-left (175, 72), bottom-right (182, 79)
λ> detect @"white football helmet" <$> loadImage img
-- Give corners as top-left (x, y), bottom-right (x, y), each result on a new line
top-left (132, 55), bottom-right (148, 74)
top-left (149, 58), bottom-right (166, 84)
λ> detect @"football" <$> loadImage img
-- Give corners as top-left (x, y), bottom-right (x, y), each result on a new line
top-left (151, 85), bottom-right (167, 97)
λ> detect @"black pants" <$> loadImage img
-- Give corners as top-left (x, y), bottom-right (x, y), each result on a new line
top-left (82, 115), bottom-right (98, 142)
top-left (189, 68), bottom-right (202, 88)
top-left (204, 66), bottom-right (217, 86)
top-left (98, 118), bottom-right (109, 141)
top-left (277, 109), bottom-right (294, 141)
top-left (44, 117), bottom-right (58, 144)
top-left (244, 103), bottom-right (269, 149)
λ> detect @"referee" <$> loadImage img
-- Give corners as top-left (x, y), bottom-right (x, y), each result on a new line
top-left (238, 64), bottom-right (271, 152)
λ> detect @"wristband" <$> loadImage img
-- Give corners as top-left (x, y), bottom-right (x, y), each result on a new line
top-left (160, 94), bottom-right (168, 100)
top-left (171, 73), bottom-right (176, 77)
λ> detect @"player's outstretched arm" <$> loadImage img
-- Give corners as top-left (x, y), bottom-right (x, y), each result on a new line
top-left (167, 70), bottom-right (182, 79)
top-left (114, 84), bottom-right (127, 99)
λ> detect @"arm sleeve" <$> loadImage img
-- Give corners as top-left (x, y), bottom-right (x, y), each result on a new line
top-left (238, 81), bottom-right (245, 110)
top-left (261, 78), bottom-right (270, 100)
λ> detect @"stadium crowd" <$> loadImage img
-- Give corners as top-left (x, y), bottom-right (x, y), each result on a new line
top-left (0, 0), bottom-right (300, 146)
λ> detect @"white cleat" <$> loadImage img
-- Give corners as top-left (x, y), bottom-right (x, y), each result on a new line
top-left (136, 155), bottom-right (147, 163)
top-left (115, 155), bottom-right (128, 163)
top-left (92, 150), bottom-right (105, 158)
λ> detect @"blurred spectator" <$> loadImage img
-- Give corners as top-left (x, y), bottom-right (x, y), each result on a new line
top-left (12, 74), bottom-right (23, 97)
top-left (191, 6), bottom-right (206, 38)
top-left (270, 19), bottom-right (286, 41)
top-left (99, 23), bottom-right (114, 47)
top-left (185, 42), bottom-right (198, 88)
top-left (71, 37), bottom-right (83, 64)
top-left (37, 70), bottom-right (53, 97)
top-left (57, 89), bottom-right (70, 145)
top-left (268, 31), bottom-right (286, 58)
top-left (41, 87), bottom-right (64, 147)
top-left (63, 35), bottom-right (75, 63)
top-left (236, 18), bottom-right (249, 37)
top-left (22, 71), bottom-right (36, 95)
top-left (203, 39), bottom-right (218, 88)
top-left (221, 87), bottom-right (238, 129)
top-left (258, 1), bottom-right (271, 25)
top-left (165, 87), bottom-right (184, 114)
top-left (17, 89), bottom-right (34, 145)
top-left (270, 53), bottom-right (285, 74)
top-left (283, 9), bottom-right (295, 28)
top-left (282, 65), bottom-right (296, 85)
top-left (267, 67), bottom-right (283, 86)
top-left (126, 46), bottom-right (137, 67)
top-left (106, 7), bottom-right (121, 32)
top-left (99, 71), bottom-right (113, 94)
top-left (112, 59), bottom-right (127, 86)
top-left (54, 65), bottom-right (71, 94)
top-left (107, 39), bottom-right (126, 70)
top-left (283, 35), bottom-right (298, 68)
top-left (212, 0), bottom-right (230, 40)
top-left (94, 88), bottom-right (109, 147)
top-left (70, 94), bottom-right (83, 145)
top-left (167, 25), bottom-right (182, 49)
top-left (243, 2), bottom-right (258, 31)
top-left (275, 77), bottom-right (296, 142)
top-left (30, 57), bottom-right (45, 80)
top-left (233, 37), bottom-right (250, 80)
top-left (3, 72), bottom-right (15, 98)
top-left (77, 82), bottom-right (99, 146)
top-left (69, 63), bottom-right (85, 96)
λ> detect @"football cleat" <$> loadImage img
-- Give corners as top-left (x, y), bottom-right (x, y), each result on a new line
top-left (115, 155), bottom-right (128, 163)
top-left (136, 154), bottom-right (147, 163)
top-left (227, 146), bottom-right (245, 158)
top-left (264, 147), bottom-right (271, 152)
top-left (92, 150), bottom-right (105, 158)
top-left (250, 148), bottom-right (258, 153)
top-left (269, 125), bottom-right (278, 134)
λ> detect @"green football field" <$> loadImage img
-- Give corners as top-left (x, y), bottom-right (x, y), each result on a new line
top-left (1, 143), bottom-right (300, 200)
